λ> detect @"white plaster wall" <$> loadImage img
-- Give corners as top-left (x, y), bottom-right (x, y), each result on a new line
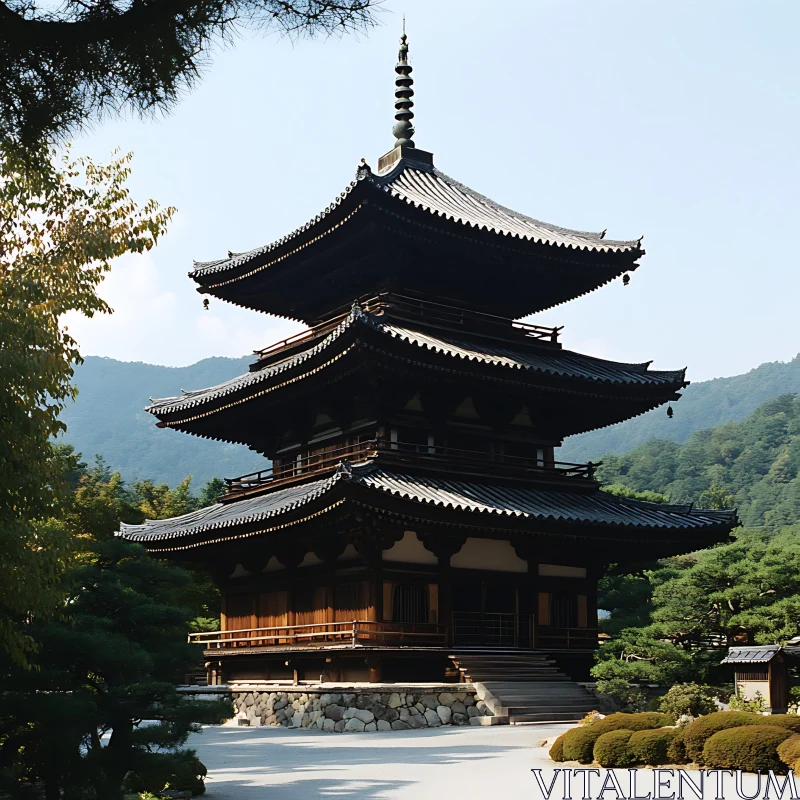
top-left (263, 556), bottom-right (286, 573)
top-left (298, 552), bottom-right (324, 568)
top-left (382, 531), bottom-right (438, 565)
top-left (450, 538), bottom-right (527, 573)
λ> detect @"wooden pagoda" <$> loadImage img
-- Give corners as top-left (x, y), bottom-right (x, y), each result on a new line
top-left (118, 33), bottom-right (736, 687)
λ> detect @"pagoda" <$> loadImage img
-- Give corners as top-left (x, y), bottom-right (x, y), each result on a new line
top-left (118, 32), bottom-right (736, 690)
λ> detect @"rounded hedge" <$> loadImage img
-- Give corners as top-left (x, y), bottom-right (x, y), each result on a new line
top-left (629, 728), bottom-right (678, 766)
top-left (562, 726), bottom-right (598, 764)
top-left (667, 730), bottom-right (689, 765)
top-left (594, 730), bottom-right (636, 768)
top-left (777, 735), bottom-right (800, 772)
top-left (681, 711), bottom-right (763, 764)
top-left (763, 714), bottom-right (800, 733)
top-left (560, 712), bottom-right (673, 764)
top-left (703, 725), bottom-right (792, 773)
top-left (549, 733), bottom-right (566, 762)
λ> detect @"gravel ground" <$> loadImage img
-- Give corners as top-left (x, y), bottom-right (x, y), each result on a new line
top-left (189, 722), bottom-right (571, 800)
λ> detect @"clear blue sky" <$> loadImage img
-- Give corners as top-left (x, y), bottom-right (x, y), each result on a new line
top-left (67, 0), bottom-right (800, 383)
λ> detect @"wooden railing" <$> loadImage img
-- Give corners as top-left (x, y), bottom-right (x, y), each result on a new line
top-left (189, 620), bottom-right (447, 650)
top-left (252, 291), bottom-right (562, 362)
top-left (222, 439), bottom-right (599, 499)
top-left (536, 627), bottom-right (599, 650)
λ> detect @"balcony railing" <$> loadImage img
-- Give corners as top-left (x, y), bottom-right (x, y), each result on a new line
top-left (535, 627), bottom-right (599, 650)
top-left (189, 620), bottom-right (446, 650)
top-left (222, 438), bottom-right (599, 500)
top-left (252, 291), bottom-right (562, 363)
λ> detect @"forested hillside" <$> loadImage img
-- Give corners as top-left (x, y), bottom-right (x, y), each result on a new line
top-left (598, 393), bottom-right (800, 528)
top-left (561, 355), bottom-right (800, 462)
top-left (59, 355), bottom-right (264, 486)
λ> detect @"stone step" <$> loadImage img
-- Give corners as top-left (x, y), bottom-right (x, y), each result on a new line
top-left (507, 704), bottom-right (594, 714)
top-left (510, 713), bottom-right (588, 725)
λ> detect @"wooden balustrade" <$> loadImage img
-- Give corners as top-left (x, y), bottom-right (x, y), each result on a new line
top-left (190, 620), bottom-right (447, 650)
top-left (222, 438), bottom-right (599, 500)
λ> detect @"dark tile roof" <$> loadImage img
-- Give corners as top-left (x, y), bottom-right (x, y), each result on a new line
top-left (189, 157), bottom-right (641, 280)
top-left (721, 645), bottom-right (781, 664)
top-left (146, 307), bottom-right (685, 417)
top-left (118, 461), bottom-right (735, 546)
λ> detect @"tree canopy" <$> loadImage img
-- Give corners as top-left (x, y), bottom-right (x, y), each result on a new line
top-left (0, 0), bottom-right (377, 151)
top-left (598, 393), bottom-right (800, 527)
top-left (0, 146), bottom-right (173, 665)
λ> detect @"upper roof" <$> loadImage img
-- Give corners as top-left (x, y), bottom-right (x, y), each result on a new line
top-left (146, 305), bottom-right (685, 431)
top-left (118, 460), bottom-right (736, 553)
top-left (189, 151), bottom-right (643, 323)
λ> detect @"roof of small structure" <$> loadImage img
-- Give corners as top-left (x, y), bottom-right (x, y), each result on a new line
top-left (721, 645), bottom-right (781, 664)
top-left (147, 305), bottom-right (685, 420)
top-left (118, 460), bottom-right (736, 552)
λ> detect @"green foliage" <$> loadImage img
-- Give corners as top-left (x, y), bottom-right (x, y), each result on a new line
top-left (559, 713), bottom-right (671, 763)
top-left (0, 145), bottom-right (172, 666)
top-left (628, 728), bottom-right (678, 766)
top-left (667, 731), bottom-right (689, 764)
top-left (681, 712), bottom-right (763, 763)
top-left (730, 691), bottom-right (767, 713)
top-left (703, 725), bottom-right (792, 773)
top-left (0, 452), bottom-right (231, 799)
top-left (593, 730), bottom-right (636, 768)
top-left (1, 1), bottom-right (377, 152)
top-left (595, 678), bottom-right (647, 712)
top-left (123, 749), bottom-right (207, 797)
top-left (658, 683), bottom-right (720, 719)
top-left (562, 726), bottom-right (600, 764)
top-left (561, 356), bottom-right (800, 463)
top-left (549, 734), bottom-right (566, 762)
top-left (601, 484), bottom-right (669, 503)
top-left (777, 735), bottom-right (800, 771)
top-left (596, 393), bottom-right (800, 528)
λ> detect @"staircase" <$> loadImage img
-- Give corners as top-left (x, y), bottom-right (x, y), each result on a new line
top-left (449, 649), bottom-right (596, 725)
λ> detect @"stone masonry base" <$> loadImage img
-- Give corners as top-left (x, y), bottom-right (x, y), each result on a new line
top-left (221, 684), bottom-right (493, 732)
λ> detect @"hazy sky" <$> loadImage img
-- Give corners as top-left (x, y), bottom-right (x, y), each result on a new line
top-left (66, 0), bottom-right (800, 384)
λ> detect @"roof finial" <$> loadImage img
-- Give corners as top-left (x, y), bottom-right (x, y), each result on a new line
top-left (392, 22), bottom-right (415, 148)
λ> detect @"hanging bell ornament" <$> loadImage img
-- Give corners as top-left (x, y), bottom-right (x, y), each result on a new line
top-left (623, 274), bottom-right (630, 286)
top-left (203, 298), bottom-right (210, 311)
top-left (667, 405), bottom-right (674, 419)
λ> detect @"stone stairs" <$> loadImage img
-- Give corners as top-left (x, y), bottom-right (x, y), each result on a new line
top-left (449, 649), bottom-right (596, 725)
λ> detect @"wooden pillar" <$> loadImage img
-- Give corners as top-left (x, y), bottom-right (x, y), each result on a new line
top-left (512, 538), bottom-right (537, 649)
top-left (439, 555), bottom-right (453, 648)
top-left (366, 654), bottom-right (382, 683)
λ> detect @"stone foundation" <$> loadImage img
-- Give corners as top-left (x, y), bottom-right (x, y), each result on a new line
top-left (228, 684), bottom-right (492, 732)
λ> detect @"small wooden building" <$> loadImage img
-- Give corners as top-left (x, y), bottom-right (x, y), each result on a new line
top-left (723, 645), bottom-right (793, 713)
top-left (118, 33), bottom-right (736, 687)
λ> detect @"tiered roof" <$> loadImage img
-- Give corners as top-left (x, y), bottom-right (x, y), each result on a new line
top-left (146, 303), bottom-right (687, 447)
top-left (120, 460), bottom-right (736, 557)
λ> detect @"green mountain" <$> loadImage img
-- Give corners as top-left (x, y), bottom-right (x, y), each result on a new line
top-left (598, 393), bottom-right (800, 528)
top-left (59, 355), bottom-right (265, 487)
top-left (560, 354), bottom-right (800, 462)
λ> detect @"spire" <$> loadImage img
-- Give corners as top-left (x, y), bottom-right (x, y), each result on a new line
top-left (392, 21), bottom-right (415, 148)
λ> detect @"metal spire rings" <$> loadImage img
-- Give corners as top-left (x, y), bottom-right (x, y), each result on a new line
top-left (392, 26), bottom-right (415, 148)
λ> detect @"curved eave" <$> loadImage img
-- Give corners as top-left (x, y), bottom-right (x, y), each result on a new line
top-left (144, 313), bottom-right (688, 441)
top-left (117, 463), bottom-right (737, 554)
top-left (188, 161), bottom-right (644, 296)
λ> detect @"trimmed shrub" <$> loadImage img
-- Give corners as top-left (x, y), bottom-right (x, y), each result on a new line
top-left (594, 730), bottom-right (636, 767)
top-left (629, 727), bottom-right (678, 766)
top-left (777, 735), bottom-right (800, 772)
top-left (703, 725), bottom-right (792, 773)
top-left (598, 712), bottom-right (673, 732)
top-left (667, 730), bottom-right (689, 765)
top-left (562, 726), bottom-right (598, 764)
top-left (658, 683), bottom-right (719, 719)
top-left (763, 714), bottom-right (800, 733)
top-left (549, 733), bottom-right (566, 762)
top-left (560, 712), bottom-right (672, 763)
top-left (122, 749), bottom-right (207, 797)
top-left (682, 711), bottom-right (763, 763)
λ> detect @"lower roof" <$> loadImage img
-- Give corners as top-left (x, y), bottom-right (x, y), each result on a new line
top-left (721, 645), bottom-right (781, 664)
top-left (118, 460), bottom-right (736, 552)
